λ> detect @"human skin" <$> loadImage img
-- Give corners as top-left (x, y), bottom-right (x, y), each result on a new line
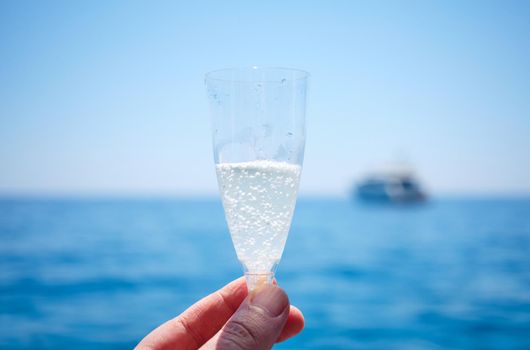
top-left (135, 277), bottom-right (304, 350)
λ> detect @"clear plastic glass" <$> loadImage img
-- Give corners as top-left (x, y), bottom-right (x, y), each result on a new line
top-left (205, 67), bottom-right (309, 291)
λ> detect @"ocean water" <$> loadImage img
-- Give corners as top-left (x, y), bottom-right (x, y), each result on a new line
top-left (1, 197), bottom-right (530, 349)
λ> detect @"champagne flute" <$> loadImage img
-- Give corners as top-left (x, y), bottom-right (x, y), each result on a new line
top-left (205, 66), bottom-right (309, 291)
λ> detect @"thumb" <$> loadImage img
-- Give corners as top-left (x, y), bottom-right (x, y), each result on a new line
top-left (216, 284), bottom-right (290, 350)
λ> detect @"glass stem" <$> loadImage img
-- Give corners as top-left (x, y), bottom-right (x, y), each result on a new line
top-left (245, 272), bottom-right (274, 292)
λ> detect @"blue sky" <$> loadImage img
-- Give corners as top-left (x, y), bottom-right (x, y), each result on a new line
top-left (1, 0), bottom-right (529, 196)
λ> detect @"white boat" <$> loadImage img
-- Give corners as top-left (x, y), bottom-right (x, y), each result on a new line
top-left (355, 165), bottom-right (427, 203)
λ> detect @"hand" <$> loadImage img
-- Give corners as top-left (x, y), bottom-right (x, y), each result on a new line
top-left (135, 277), bottom-right (304, 350)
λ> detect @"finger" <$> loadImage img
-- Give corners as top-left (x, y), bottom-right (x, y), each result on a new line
top-left (269, 279), bottom-right (304, 342)
top-left (277, 305), bottom-right (305, 343)
top-left (216, 284), bottom-right (290, 350)
top-left (136, 277), bottom-right (247, 350)
top-left (201, 303), bottom-right (304, 349)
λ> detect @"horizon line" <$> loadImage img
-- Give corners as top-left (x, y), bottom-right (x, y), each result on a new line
top-left (1, 191), bottom-right (530, 200)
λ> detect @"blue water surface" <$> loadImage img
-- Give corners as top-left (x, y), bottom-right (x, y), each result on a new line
top-left (1, 197), bottom-right (530, 349)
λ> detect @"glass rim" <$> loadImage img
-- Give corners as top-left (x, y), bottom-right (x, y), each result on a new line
top-left (205, 66), bottom-right (310, 83)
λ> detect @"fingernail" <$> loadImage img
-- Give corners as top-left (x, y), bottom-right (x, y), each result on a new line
top-left (250, 285), bottom-right (289, 317)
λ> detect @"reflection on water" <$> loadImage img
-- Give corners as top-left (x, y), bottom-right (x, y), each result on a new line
top-left (1, 197), bottom-right (530, 349)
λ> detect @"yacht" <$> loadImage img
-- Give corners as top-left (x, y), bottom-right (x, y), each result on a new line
top-left (355, 166), bottom-right (427, 203)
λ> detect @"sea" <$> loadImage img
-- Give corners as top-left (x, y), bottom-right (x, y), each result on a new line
top-left (1, 197), bottom-right (530, 349)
